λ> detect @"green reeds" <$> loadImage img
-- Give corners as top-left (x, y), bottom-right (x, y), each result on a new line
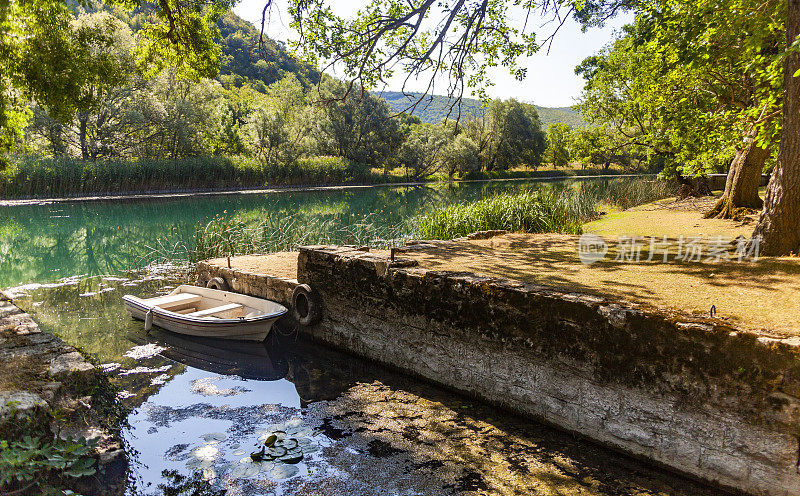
top-left (416, 180), bottom-right (675, 240)
top-left (416, 189), bottom-right (593, 239)
top-left (0, 155), bottom-right (383, 198)
top-left (188, 212), bottom-right (413, 263)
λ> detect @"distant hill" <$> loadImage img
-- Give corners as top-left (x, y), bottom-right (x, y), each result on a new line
top-left (379, 91), bottom-right (587, 129)
top-left (216, 12), bottom-right (321, 90)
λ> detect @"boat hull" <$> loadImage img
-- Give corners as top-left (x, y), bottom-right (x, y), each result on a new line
top-left (122, 286), bottom-right (287, 341)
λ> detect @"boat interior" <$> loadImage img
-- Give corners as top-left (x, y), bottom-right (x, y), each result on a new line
top-left (144, 290), bottom-right (263, 320)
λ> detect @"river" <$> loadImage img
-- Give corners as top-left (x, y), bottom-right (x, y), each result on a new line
top-left (2, 178), bottom-right (725, 495)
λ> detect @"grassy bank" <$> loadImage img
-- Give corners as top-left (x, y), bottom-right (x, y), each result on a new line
top-left (0, 155), bottom-right (634, 199)
top-left (180, 179), bottom-right (675, 262)
top-left (416, 180), bottom-right (675, 239)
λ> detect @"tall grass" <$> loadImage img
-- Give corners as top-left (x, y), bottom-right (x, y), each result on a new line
top-left (417, 179), bottom-right (676, 240)
top-left (189, 213), bottom-right (413, 263)
top-left (575, 178), bottom-right (675, 210)
top-left (0, 155), bottom-right (385, 198)
top-left (417, 189), bottom-right (596, 239)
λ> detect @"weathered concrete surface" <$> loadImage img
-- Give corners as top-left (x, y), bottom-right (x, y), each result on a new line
top-left (290, 245), bottom-right (800, 496)
top-left (197, 258), bottom-right (299, 307)
top-left (0, 295), bottom-right (126, 494)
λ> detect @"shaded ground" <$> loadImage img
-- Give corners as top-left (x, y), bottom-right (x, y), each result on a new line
top-left (588, 196), bottom-right (756, 238)
top-left (404, 196), bottom-right (800, 337)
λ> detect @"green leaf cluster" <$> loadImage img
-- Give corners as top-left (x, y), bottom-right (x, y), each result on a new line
top-left (577, 0), bottom-right (785, 178)
top-left (0, 435), bottom-right (98, 494)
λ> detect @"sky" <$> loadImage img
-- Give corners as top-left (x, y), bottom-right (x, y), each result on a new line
top-left (232, 1), bottom-right (633, 108)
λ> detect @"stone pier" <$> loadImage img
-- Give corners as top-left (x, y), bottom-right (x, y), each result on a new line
top-left (199, 246), bottom-right (800, 496)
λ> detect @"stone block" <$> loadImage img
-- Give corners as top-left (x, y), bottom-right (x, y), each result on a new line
top-left (49, 351), bottom-right (97, 383)
top-left (0, 391), bottom-right (48, 425)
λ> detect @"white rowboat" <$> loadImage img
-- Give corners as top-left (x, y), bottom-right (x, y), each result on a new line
top-left (122, 285), bottom-right (288, 341)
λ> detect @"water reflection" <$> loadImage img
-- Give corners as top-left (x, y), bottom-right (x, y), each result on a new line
top-left (11, 273), bottom-right (725, 496)
top-left (1, 178), bottom-right (625, 288)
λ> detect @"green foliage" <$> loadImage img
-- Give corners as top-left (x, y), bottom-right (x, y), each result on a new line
top-left (544, 123), bottom-right (573, 168)
top-left (380, 91), bottom-right (586, 128)
top-left (0, 156), bottom-right (263, 197)
top-left (417, 189), bottom-right (593, 240)
top-left (0, 154), bottom-right (390, 198)
top-left (1, 0), bottom-right (228, 164)
top-left (577, 0), bottom-right (784, 178)
top-left (216, 12), bottom-right (320, 90)
top-left (0, 435), bottom-right (97, 494)
top-left (288, 0), bottom-right (537, 100)
top-left (442, 134), bottom-right (481, 177)
top-left (399, 123), bottom-right (451, 179)
top-left (268, 156), bottom-right (371, 185)
top-left (484, 99), bottom-right (547, 170)
top-left (417, 179), bottom-right (676, 240)
top-left (312, 78), bottom-right (403, 168)
top-left (134, 0), bottom-right (229, 81)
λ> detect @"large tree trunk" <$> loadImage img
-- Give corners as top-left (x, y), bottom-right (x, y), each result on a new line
top-left (751, 0), bottom-right (800, 255)
top-left (78, 112), bottom-right (90, 160)
top-left (705, 140), bottom-right (768, 219)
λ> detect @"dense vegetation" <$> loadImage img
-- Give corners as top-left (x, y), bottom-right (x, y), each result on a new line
top-left (417, 179), bottom-right (674, 239)
top-left (380, 91), bottom-right (587, 128)
top-left (0, 8), bottom-right (605, 199)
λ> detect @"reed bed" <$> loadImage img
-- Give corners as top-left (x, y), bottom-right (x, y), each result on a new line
top-left (0, 155), bottom-right (385, 198)
top-left (417, 189), bottom-right (594, 239)
top-left (416, 179), bottom-right (675, 240)
top-left (188, 213), bottom-right (414, 263)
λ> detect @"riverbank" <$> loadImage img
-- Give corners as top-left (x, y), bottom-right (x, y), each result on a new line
top-left (0, 170), bottom-right (640, 207)
top-left (0, 290), bottom-right (126, 495)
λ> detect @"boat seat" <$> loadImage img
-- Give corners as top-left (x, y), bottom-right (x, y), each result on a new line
top-left (150, 293), bottom-right (202, 309)
top-left (186, 303), bottom-right (242, 318)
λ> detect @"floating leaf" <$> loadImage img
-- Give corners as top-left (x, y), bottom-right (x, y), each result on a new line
top-left (279, 453), bottom-right (303, 464)
top-left (263, 434), bottom-right (277, 447)
top-left (267, 446), bottom-right (287, 458)
top-left (250, 446), bottom-right (266, 461)
top-left (232, 449), bottom-right (246, 456)
top-left (200, 432), bottom-right (227, 442)
top-left (269, 464), bottom-right (299, 480)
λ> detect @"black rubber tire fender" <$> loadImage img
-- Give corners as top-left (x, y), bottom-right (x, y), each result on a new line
top-left (206, 277), bottom-right (230, 291)
top-left (292, 284), bottom-right (323, 326)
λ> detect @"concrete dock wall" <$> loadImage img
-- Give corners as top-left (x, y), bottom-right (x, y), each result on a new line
top-left (199, 247), bottom-right (800, 496)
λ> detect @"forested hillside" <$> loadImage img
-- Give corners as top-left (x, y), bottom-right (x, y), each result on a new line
top-left (379, 92), bottom-right (586, 128)
top-left (215, 12), bottom-right (320, 90)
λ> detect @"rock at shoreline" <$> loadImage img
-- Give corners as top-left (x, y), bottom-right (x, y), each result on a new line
top-left (0, 391), bottom-right (48, 424)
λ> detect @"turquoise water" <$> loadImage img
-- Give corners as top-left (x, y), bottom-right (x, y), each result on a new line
top-left (0, 179), bottom-right (604, 288)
